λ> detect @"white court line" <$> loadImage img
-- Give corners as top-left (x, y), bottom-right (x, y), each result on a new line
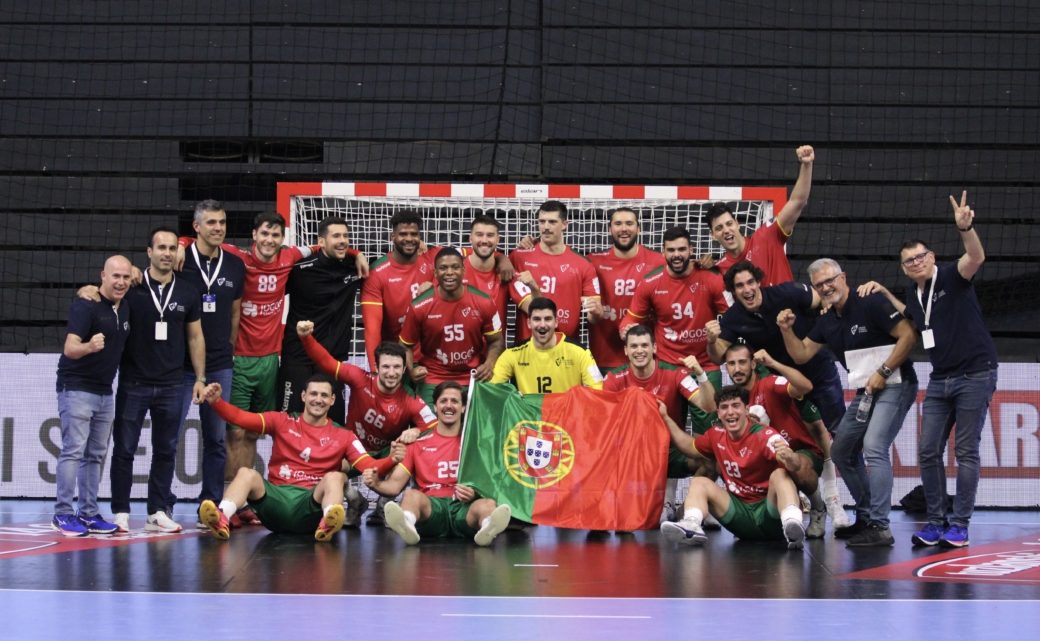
top-left (442, 614), bottom-right (651, 619)
top-left (513, 563), bottom-right (558, 567)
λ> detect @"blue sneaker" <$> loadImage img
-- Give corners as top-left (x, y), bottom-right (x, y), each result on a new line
top-left (939, 525), bottom-right (969, 548)
top-left (78, 514), bottom-right (119, 534)
top-left (52, 514), bottom-right (88, 537)
top-left (911, 523), bottom-right (945, 547)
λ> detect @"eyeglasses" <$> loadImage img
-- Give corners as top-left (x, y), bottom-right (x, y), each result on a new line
top-left (811, 272), bottom-right (844, 291)
top-left (901, 250), bottom-right (933, 267)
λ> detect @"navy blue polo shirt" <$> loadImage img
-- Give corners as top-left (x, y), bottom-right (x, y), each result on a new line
top-left (120, 273), bottom-right (202, 387)
top-left (808, 292), bottom-right (917, 383)
top-left (179, 244), bottom-right (245, 372)
top-left (903, 262), bottom-right (997, 379)
top-left (55, 294), bottom-right (131, 394)
top-left (719, 281), bottom-right (836, 381)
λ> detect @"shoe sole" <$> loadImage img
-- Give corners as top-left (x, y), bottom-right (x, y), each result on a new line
top-left (315, 505), bottom-right (345, 542)
top-left (660, 522), bottom-right (706, 546)
top-left (51, 523), bottom-right (88, 537)
top-left (144, 524), bottom-right (183, 533)
top-left (474, 505), bottom-right (512, 547)
top-left (939, 539), bottom-right (969, 548)
top-left (784, 520), bottom-right (805, 550)
top-left (199, 501), bottom-right (229, 541)
top-left (911, 535), bottom-right (940, 547)
top-left (383, 502), bottom-right (419, 545)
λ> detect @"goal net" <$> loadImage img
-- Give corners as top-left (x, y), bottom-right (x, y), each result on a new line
top-left (279, 181), bottom-right (787, 355)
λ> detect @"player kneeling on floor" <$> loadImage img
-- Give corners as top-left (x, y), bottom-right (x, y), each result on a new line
top-left (659, 385), bottom-right (807, 550)
top-left (196, 375), bottom-right (401, 542)
top-left (363, 381), bottom-right (511, 546)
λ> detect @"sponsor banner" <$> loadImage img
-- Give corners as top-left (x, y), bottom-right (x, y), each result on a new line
top-left (0, 355), bottom-right (1037, 505)
top-left (842, 531), bottom-right (1040, 585)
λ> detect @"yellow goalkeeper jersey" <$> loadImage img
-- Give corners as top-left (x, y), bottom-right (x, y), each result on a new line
top-left (490, 332), bottom-right (603, 394)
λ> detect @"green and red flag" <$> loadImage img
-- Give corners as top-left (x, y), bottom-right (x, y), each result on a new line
top-left (458, 382), bottom-right (669, 531)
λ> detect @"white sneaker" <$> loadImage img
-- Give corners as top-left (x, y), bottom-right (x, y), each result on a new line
top-left (825, 495), bottom-right (851, 529)
top-left (660, 520), bottom-right (707, 546)
top-left (474, 504), bottom-right (512, 546)
top-left (659, 502), bottom-right (675, 525)
top-left (145, 510), bottom-right (183, 533)
top-left (784, 519), bottom-right (805, 550)
top-left (343, 486), bottom-right (367, 528)
top-left (806, 509), bottom-right (826, 539)
top-left (112, 512), bottom-right (130, 533)
top-left (383, 502), bottom-right (419, 545)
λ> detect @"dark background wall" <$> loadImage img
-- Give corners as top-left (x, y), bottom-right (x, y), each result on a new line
top-left (1, 1), bottom-right (1037, 357)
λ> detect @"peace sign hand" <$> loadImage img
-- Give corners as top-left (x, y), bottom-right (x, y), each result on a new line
top-left (950, 190), bottom-right (975, 230)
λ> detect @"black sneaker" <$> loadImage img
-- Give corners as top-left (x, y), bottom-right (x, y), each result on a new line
top-left (846, 523), bottom-right (895, 547)
top-left (833, 518), bottom-right (868, 539)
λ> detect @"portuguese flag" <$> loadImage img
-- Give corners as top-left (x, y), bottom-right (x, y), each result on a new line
top-left (458, 382), bottom-right (669, 531)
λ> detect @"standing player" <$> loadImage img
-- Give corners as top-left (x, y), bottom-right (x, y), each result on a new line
top-left (400, 248), bottom-right (505, 405)
top-left (709, 145), bottom-right (816, 286)
top-left (620, 226), bottom-right (729, 383)
top-left (508, 200), bottom-right (603, 344)
top-left (279, 217), bottom-right (365, 422)
top-left (463, 214), bottom-right (536, 321)
top-left (196, 375), bottom-right (402, 542)
top-left (177, 200), bottom-right (245, 522)
top-left (659, 386), bottom-right (807, 550)
top-left (490, 298), bottom-right (603, 394)
top-left (587, 207), bottom-right (665, 371)
top-left (363, 382), bottom-right (512, 546)
top-left (52, 255), bottom-right (133, 536)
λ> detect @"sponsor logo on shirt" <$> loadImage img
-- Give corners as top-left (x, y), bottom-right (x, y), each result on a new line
top-left (849, 324), bottom-right (868, 336)
top-left (389, 277), bottom-right (403, 283)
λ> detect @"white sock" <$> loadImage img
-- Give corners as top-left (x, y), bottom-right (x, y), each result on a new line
top-left (682, 508), bottom-right (704, 528)
top-left (780, 505), bottom-right (803, 525)
top-left (323, 504), bottom-right (332, 516)
top-left (404, 510), bottom-right (417, 526)
top-left (809, 488), bottom-right (825, 511)
top-left (821, 459), bottom-right (839, 502)
top-left (218, 500), bottom-right (237, 520)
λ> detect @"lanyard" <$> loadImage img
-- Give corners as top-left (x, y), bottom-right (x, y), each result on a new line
top-left (144, 271), bottom-right (176, 322)
top-left (191, 244), bottom-right (224, 294)
top-left (915, 266), bottom-right (938, 329)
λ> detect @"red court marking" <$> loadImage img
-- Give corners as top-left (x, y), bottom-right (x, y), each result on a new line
top-left (841, 531), bottom-right (1040, 585)
top-left (0, 523), bottom-right (203, 559)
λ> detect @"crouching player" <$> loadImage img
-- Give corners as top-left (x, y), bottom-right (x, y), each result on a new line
top-left (363, 381), bottom-right (511, 546)
top-left (659, 385), bottom-right (807, 550)
top-left (196, 375), bottom-right (401, 542)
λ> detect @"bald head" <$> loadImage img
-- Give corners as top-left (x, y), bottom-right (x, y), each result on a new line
top-left (100, 255), bottom-right (133, 302)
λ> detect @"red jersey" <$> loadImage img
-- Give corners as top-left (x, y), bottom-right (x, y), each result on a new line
top-left (223, 244), bottom-right (307, 357)
top-left (210, 399), bottom-right (392, 489)
top-left (508, 244), bottom-right (600, 342)
top-left (400, 430), bottom-right (461, 499)
top-left (621, 266), bottom-right (729, 369)
top-left (300, 333), bottom-right (437, 452)
top-left (587, 245), bottom-right (666, 368)
top-left (603, 360), bottom-right (700, 427)
top-left (399, 286), bottom-right (503, 384)
top-left (714, 222), bottom-right (793, 287)
top-left (360, 252), bottom-right (437, 368)
top-left (748, 375), bottom-right (823, 458)
top-left (694, 424), bottom-right (787, 502)
top-left (463, 258), bottom-right (530, 321)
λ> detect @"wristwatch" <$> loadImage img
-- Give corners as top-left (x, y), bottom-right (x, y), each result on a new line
top-left (877, 364), bottom-right (894, 379)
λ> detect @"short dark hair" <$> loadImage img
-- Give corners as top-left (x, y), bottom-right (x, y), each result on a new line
top-left (434, 246), bottom-right (464, 265)
top-left (528, 297), bottom-right (558, 316)
top-left (433, 380), bottom-right (467, 405)
top-left (715, 384), bottom-right (749, 406)
top-left (900, 239), bottom-right (930, 253)
top-left (318, 216), bottom-right (349, 237)
top-left (624, 324), bottom-right (654, 344)
top-left (470, 214), bottom-right (502, 231)
top-left (608, 206), bottom-right (638, 223)
top-left (723, 342), bottom-right (752, 360)
top-left (253, 211), bottom-right (285, 232)
top-left (374, 342), bottom-right (407, 367)
top-left (723, 260), bottom-right (765, 293)
top-left (304, 373), bottom-right (336, 394)
top-left (148, 226), bottom-right (179, 248)
top-left (390, 210), bottom-right (422, 231)
top-left (537, 200), bottom-right (568, 221)
top-left (661, 225), bottom-right (691, 245)
top-left (706, 202), bottom-right (734, 228)
top-left (193, 199), bottom-right (224, 224)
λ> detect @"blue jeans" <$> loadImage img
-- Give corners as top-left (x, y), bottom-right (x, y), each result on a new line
top-left (181, 368), bottom-right (232, 504)
top-left (808, 362), bottom-right (847, 433)
top-left (54, 389), bottom-right (114, 517)
top-left (111, 382), bottom-right (185, 515)
top-left (919, 369), bottom-right (998, 528)
top-left (831, 379), bottom-right (918, 528)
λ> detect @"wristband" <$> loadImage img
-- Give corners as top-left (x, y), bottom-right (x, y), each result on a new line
top-left (958, 223), bottom-right (974, 232)
top-left (696, 372), bottom-right (709, 384)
